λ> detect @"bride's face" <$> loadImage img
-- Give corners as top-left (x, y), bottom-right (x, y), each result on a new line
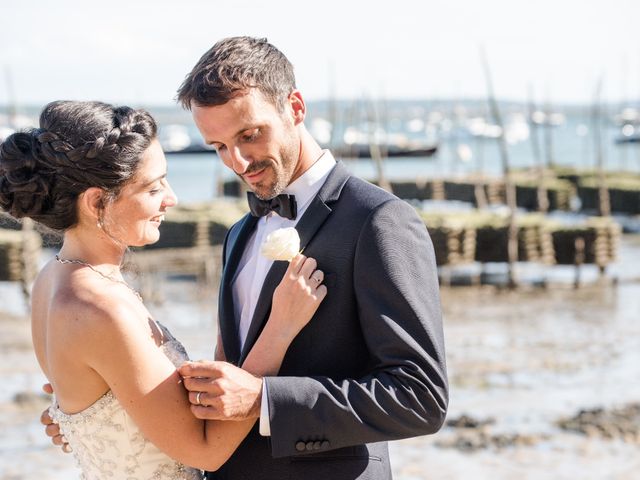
top-left (105, 139), bottom-right (177, 247)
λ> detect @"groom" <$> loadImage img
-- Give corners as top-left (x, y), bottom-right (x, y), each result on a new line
top-left (175, 37), bottom-right (448, 479)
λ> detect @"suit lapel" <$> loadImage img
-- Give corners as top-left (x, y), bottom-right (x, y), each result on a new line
top-left (219, 213), bottom-right (259, 365)
top-left (238, 163), bottom-right (351, 364)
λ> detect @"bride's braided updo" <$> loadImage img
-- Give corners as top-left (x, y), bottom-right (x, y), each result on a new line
top-left (0, 101), bottom-right (157, 230)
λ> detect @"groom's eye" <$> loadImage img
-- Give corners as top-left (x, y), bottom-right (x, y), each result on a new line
top-left (241, 129), bottom-right (260, 142)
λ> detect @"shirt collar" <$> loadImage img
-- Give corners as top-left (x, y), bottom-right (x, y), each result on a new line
top-left (283, 150), bottom-right (336, 208)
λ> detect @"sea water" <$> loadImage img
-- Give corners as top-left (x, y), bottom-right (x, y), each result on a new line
top-left (165, 113), bottom-right (640, 205)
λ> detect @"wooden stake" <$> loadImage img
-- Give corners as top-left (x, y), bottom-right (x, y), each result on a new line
top-left (480, 47), bottom-right (518, 288)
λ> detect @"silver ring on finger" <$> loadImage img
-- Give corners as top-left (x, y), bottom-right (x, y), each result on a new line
top-left (195, 391), bottom-right (203, 406)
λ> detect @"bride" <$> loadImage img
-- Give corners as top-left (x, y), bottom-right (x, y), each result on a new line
top-left (0, 100), bottom-right (327, 479)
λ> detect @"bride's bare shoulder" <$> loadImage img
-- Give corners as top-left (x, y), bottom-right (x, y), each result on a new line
top-left (46, 267), bottom-right (143, 339)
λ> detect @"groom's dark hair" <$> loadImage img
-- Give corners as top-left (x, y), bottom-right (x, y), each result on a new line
top-left (176, 36), bottom-right (296, 112)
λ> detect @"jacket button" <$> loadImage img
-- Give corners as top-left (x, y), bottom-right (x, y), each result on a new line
top-left (295, 441), bottom-right (306, 452)
top-left (305, 441), bottom-right (314, 451)
top-left (313, 441), bottom-right (322, 450)
top-left (321, 440), bottom-right (330, 449)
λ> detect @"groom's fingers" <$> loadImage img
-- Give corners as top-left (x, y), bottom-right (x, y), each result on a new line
top-left (189, 402), bottom-right (248, 421)
top-left (40, 407), bottom-right (71, 452)
top-left (189, 384), bottom-right (223, 406)
top-left (45, 423), bottom-right (60, 437)
top-left (51, 434), bottom-right (66, 446)
top-left (178, 360), bottom-right (226, 379)
top-left (40, 408), bottom-right (54, 426)
top-left (183, 377), bottom-right (224, 395)
top-left (42, 383), bottom-right (54, 395)
top-left (190, 404), bottom-right (226, 420)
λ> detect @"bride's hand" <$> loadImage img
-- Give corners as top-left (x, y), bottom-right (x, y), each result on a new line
top-left (269, 254), bottom-right (327, 338)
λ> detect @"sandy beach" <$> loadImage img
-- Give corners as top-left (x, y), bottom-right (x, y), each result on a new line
top-left (1, 236), bottom-right (640, 479)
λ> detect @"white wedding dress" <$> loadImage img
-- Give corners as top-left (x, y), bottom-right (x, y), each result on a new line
top-left (49, 323), bottom-right (204, 480)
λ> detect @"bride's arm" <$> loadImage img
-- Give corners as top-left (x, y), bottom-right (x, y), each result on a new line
top-left (77, 254), bottom-right (325, 471)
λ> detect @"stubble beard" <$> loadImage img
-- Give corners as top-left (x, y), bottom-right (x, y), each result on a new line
top-left (248, 141), bottom-right (299, 200)
top-left (251, 163), bottom-right (289, 200)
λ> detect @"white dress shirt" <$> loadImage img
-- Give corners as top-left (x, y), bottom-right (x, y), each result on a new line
top-left (230, 150), bottom-right (336, 435)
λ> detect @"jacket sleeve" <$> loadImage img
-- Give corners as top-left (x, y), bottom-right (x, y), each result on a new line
top-left (265, 199), bottom-right (448, 458)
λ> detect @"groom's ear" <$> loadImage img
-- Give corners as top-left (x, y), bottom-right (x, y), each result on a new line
top-left (288, 90), bottom-right (306, 125)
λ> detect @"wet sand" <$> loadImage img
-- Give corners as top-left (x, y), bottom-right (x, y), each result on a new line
top-left (1, 236), bottom-right (640, 479)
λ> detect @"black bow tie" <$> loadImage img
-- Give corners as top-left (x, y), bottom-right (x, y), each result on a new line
top-left (247, 192), bottom-right (297, 220)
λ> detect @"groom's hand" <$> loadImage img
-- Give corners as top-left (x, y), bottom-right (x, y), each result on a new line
top-left (40, 383), bottom-right (72, 453)
top-left (178, 360), bottom-right (262, 421)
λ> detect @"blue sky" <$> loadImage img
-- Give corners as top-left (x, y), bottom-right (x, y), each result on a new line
top-left (1, 0), bottom-right (638, 106)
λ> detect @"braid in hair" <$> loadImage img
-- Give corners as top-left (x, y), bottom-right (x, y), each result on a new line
top-left (0, 101), bottom-right (157, 231)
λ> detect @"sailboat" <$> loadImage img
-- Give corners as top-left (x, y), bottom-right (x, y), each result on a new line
top-left (614, 107), bottom-right (640, 143)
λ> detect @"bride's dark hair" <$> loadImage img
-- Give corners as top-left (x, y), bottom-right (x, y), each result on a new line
top-left (0, 101), bottom-right (157, 230)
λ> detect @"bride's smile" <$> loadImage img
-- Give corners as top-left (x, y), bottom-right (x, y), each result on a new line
top-left (105, 139), bottom-right (177, 248)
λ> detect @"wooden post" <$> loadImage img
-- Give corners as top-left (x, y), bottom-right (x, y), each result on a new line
top-left (480, 47), bottom-right (518, 288)
top-left (528, 85), bottom-right (549, 213)
top-left (543, 92), bottom-right (556, 170)
top-left (592, 77), bottom-right (611, 217)
top-left (620, 55), bottom-right (629, 171)
top-left (327, 60), bottom-right (338, 151)
top-left (473, 117), bottom-right (488, 209)
top-left (365, 96), bottom-right (392, 193)
top-left (573, 237), bottom-right (585, 289)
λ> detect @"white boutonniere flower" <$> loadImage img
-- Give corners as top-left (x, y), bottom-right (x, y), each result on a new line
top-left (260, 227), bottom-right (301, 261)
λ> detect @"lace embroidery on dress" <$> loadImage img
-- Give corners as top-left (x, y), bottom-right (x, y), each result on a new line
top-left (49, 322), bottom-right (203, 480)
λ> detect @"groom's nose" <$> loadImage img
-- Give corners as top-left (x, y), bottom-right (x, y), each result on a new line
top-left (227, 146), bottom-right (251, 175)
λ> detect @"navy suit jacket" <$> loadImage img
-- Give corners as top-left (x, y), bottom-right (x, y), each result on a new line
top-left (209, 162), bottom-right (448, 480)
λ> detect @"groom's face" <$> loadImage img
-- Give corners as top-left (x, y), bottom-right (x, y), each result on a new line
top-left (191, 89), bottom-right (301, 200)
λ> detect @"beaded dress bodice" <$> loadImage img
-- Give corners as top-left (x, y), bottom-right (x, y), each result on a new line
top-left (49, 323), bottom-right (203, 480)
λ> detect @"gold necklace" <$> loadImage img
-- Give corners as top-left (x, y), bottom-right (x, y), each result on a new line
top-left (55, 254), bottom-right (143, 302)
